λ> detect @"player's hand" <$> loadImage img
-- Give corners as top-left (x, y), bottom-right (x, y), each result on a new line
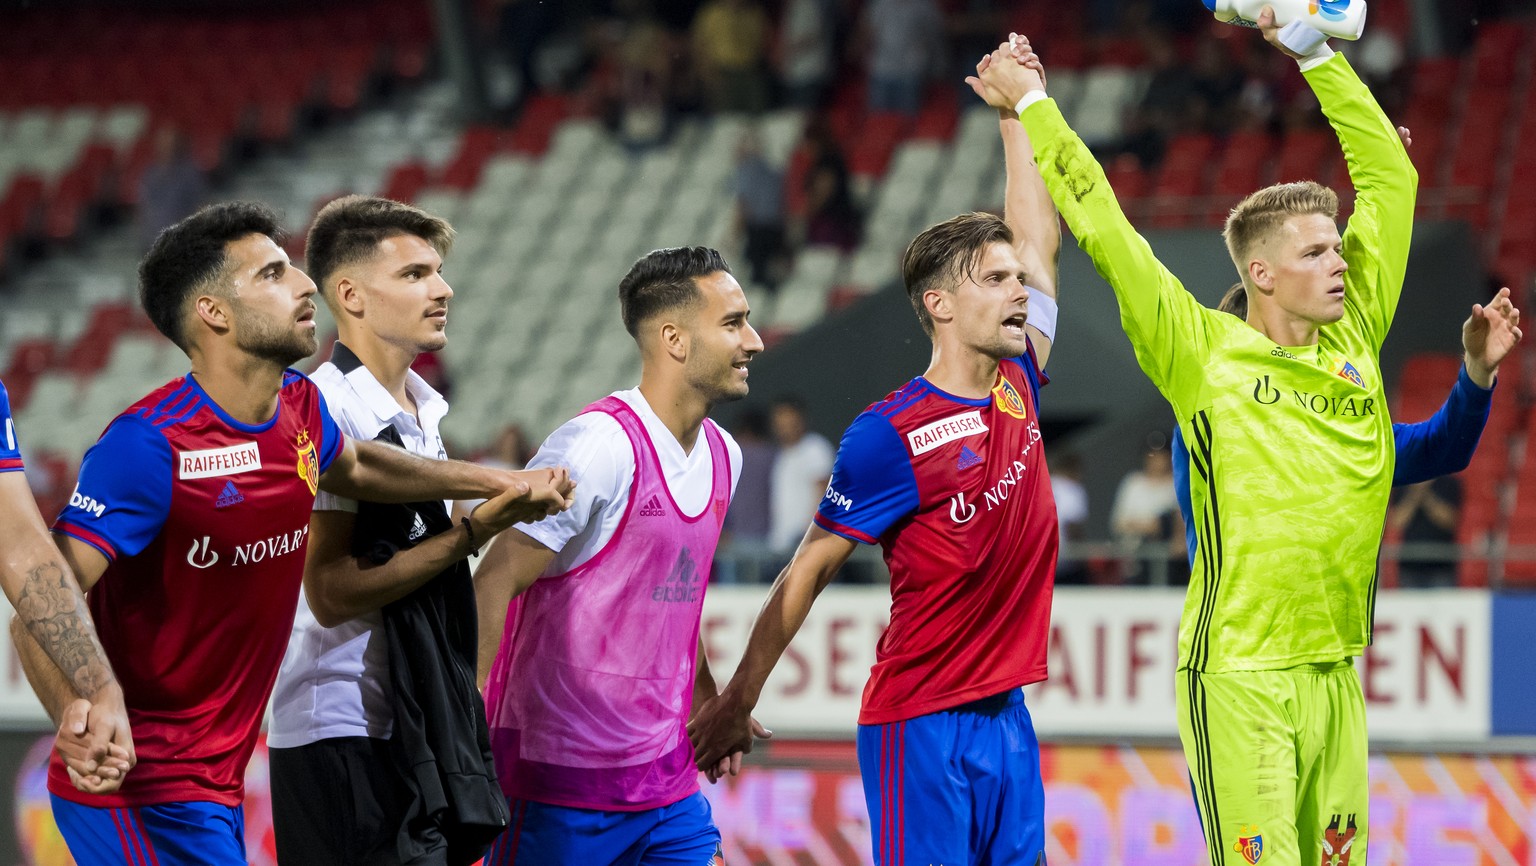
top-left (56, 696), bottom-right (134, 794)
top-left (1463, 287), bottom-right (1523, 388)
top-left (473, 468), bottom-right (576, 533)
top-left (966, 39), bottom-right (1045, 112)
top-left (1397, 126), bottom-right (1412, 148)
top-left (1006, 32), bottom-right (1048, 89)
top-left (687, 689), bottom-right (772, 774)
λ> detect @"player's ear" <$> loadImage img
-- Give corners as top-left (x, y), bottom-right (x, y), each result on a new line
top-left (658, 319), bottom-right (688, 362)
top-left (192, 294), bottom-right (233, 336)
top-left (1248, 258), bottom-right (1274, 293)
top-left (924, 288), bottom-right (953, 325)
top-left (334, 276), bottom-right (365, 315)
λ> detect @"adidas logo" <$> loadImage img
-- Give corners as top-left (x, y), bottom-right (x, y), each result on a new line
top-left (957, 446), bottom-right (983, 470)
top-left (637, 494), bottom-right (666, 517)
top-left (408, 513), bottom-right (428, 542)
top-left (215, 481), bottom-right (244, 508)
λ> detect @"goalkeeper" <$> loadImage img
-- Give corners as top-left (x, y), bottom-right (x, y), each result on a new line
top-left (975, 9), bottom-right (1417, 865)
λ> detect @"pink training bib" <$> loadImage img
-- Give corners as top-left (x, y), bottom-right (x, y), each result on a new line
top-left (484, 397), bottom-right (731, 811)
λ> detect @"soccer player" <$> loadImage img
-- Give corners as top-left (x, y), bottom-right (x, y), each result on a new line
top-left (12, 202), bottom-right (570, 866)
top-left (269, 196), bottom-right (568, 864)
top-left (1173, 286), bottom-right (1523, 566)
top-left (975, 13), bottom-right (1418, 863)
top-left (2, 380), bottom-right (133, 789)
top-left (473, 247), bottom-right (766, 865)
top-left (687, 51), bottom-right (1063, 864)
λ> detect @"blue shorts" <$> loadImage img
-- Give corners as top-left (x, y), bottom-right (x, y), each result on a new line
top-left (50, 795), bottom-right (246, 866)
top-left (856, 688), bottom-right (1045, 866)
top-left (482, 790), bottom-right (721, 866)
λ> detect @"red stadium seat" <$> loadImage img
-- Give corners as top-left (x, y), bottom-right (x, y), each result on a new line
top-left (380, 162), bottom-right (430, 204)
top-left (1273, 129), bottom-right (1335, 184)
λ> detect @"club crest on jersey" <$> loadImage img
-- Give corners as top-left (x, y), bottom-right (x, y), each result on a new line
top-left (1334, 357), bottom-right (1365, 387)
top-left (1234, 826), bottom-right (1263, 864)
top-left (992, 376), bottom-right (1028, 420)
top-left (295, 429), bottom-right (319, 496)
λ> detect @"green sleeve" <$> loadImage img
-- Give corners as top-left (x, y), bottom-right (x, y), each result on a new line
top-left (1019, 97), bottom-right (1217, 416)
top-left (1305, 54), bottom-right (1418, 349)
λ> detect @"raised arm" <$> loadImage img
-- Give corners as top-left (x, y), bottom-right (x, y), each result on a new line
top-left (985, 43), bottom-right (1064, 367)
top-left (975, 40), bottom-right (1215, 410)
top-left (1259, 11), bottom-right (1417, 344)
top-left (687, 525), bottom-right (856, 770)
top-left (1392, 289), bottom-right (1521, 486)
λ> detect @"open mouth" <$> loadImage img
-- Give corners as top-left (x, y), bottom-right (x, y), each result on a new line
top-left (731, 360), bottom-right (751, 377)
top-left (427, 308), bottom-right (448, 321)
top-left (297, 307), bottom-right (316, 325)
top-left (1002, 313), bottom-right (1028, 335)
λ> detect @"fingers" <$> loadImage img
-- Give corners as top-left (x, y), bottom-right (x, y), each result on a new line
top-left (1397, 126), bottom-right (1412, 148)
top-left (750, 717), bottom-right (773, 739)
top-left (1257, 5), bottom-right (1278, 30)
top-left (62, 698), bottom-right (90, 737)
top-left (729, 751), bottom-right (743, 777)
top-left (965, 76), bottom-right (987, 100)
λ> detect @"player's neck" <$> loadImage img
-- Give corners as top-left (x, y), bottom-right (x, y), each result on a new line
top-left (1247, 307), bottom-right (1321, 348)
top-left (187, 348), bottom-right (286, 426)
top-left (337, 331), bottom-right (418, 417)
top-left (638, 369), bottom-right (708, 455)
top-left (923, 346), bottom-right (1001, 400)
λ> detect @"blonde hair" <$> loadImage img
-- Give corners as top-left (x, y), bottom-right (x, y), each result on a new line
top-left (1222, 181), bottom-right (1338, 284)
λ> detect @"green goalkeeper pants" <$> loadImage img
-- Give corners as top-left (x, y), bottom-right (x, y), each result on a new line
top-left (1177, 660), bottom-right (1368, 866)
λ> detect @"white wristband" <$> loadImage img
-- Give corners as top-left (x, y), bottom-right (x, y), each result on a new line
top-left (1024, 289), bottom-right (1058, 343)
top-left (1014, 90), bottom-right (1049, 118)
top-left (1279, 21), bottom-right (1336, 71)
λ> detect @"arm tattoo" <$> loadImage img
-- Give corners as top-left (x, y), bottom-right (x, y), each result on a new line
top-left (13, 562), bottom-right (115, 698)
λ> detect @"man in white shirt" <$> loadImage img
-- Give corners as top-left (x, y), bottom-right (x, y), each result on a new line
top-left (270, 195), bottom-right (573, 865)
top-left (473, 246), bottom-right (770, 866)
top-left (767, 396), bottom-right (833, 554)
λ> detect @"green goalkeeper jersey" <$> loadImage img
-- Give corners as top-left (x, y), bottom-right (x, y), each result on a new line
top-left (1022, 54), bottom-right (1418, 673)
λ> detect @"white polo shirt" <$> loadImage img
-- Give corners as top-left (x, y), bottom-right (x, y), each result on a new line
top-left (268, 345), bottom-right (449, 749)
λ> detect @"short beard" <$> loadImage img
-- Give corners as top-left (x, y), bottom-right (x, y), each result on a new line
top-left (234, 303), bottom-right (317, 368)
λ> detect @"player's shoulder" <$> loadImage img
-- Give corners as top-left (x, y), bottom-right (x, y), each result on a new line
top-left (862, 378), bottom-right (931, 426)
top-left (119, 376), bottom-right (200, 432)
top-left (280, 367), bottom-right (323, 400)
top-left (0, 376), bottom-right (10, 409)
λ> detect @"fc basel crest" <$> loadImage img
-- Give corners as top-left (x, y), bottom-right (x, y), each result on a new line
top-left (296, 429), bottom-right (319, 496)
top-left (992, 374), bottom-right (1028, 420)
top-left (1234, 826), bottom-right (1263, 864)
top-left (1334, 356), bottom-right (1365, 387)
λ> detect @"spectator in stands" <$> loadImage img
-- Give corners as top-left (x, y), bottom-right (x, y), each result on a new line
top-left (733, 133), bottom-right (788, 291)
top-left (863, 0), bottom-right (944, 115)
top-left (768, 396), bottom-right (834, 555)
top-left (1390, 477), bottom-right (1463, 588)
top-left (136, 128), bottom-right (206, 251)
top-left (1115, 28), bottom-right (1196, 169)
top-left (493, 0), bottom-right (562, 102)
top-left (1050, 452), bottom-right (1091, 585)
top-left (691, 0), bottom-right (773, 114)
top-left (801, 119), bottom-right (862, 251)
top-left (606, 0), bottom-right (682, 151)
top-left (1110, 438), bottom-right (1185, 584)
top-left (721, 409), bottom-right (775, 581)
top-left (779, 0), bottom-right (836, 108)
top-left (1189, 36), bottom-right (1244, 135)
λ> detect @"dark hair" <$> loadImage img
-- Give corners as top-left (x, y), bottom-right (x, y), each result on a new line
top-left (901, 212), bottom-right (1014, 336)
top-left (305, 195), bottom-right (455, 302)
top-left (139, 201), bottom-right (284, 350)
top-left (1217, 282), bottom-right (1248, 318)
top-left (618, 246), bottom-right (732, 337)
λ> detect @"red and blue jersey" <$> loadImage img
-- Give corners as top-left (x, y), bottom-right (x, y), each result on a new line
top-left (51, 370), bottom-right (343, 808)
top-left (814, 349), bottom-right (1058, 725)
top-left (0, 378), bottom-right (23, 473)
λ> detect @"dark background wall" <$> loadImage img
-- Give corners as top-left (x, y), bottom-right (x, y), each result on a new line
top-left (720, 221), bottom-right (1486, 536)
